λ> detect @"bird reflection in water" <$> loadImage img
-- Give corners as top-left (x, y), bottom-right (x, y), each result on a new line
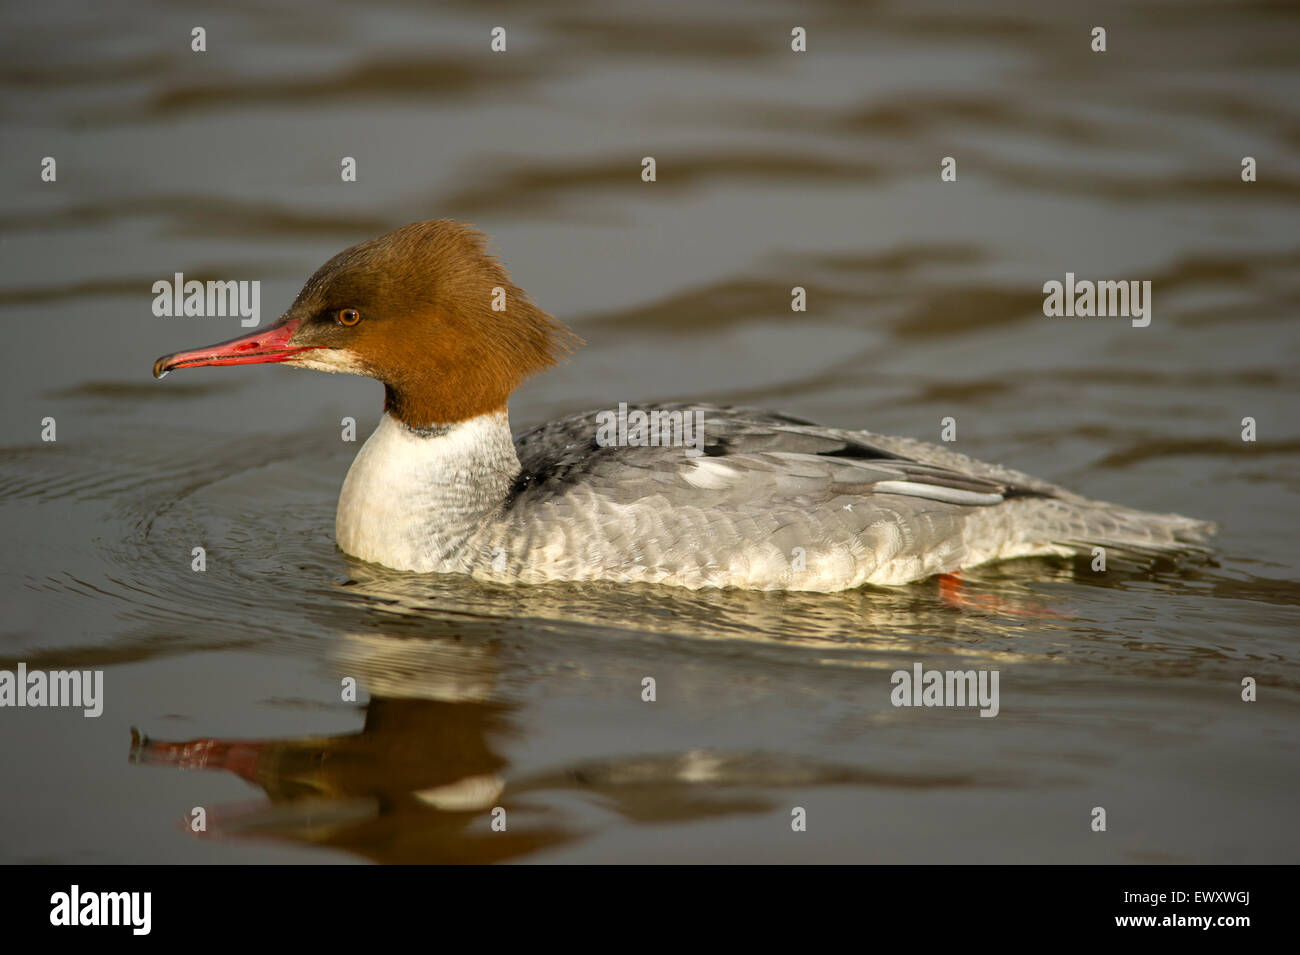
top-left (130, 623), bottom-right (981, 863)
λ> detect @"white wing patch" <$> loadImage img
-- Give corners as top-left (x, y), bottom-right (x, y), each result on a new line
top-left (872, 480), bottom-right (1004, 506)
top-left (683, 458), bottom-right (743, 490)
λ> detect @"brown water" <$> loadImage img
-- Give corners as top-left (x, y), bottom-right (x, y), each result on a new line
top-left (1, 0), bottom-right (1298, 863)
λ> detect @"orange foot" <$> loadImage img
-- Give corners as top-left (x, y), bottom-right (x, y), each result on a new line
top-left (936, 573), bottom-right (1069, 619)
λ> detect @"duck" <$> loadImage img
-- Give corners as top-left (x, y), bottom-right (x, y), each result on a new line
top-left (152, 219), bottom-right (1214, 592)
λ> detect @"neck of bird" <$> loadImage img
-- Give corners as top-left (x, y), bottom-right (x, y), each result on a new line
top-left (335, 410), bottom-right (520, 573)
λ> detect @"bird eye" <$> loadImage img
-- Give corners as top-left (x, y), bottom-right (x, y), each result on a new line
top-left (337, 308), bottom-right (361, 327)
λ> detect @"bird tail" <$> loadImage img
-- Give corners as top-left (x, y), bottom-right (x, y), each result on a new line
top-left (1007, 497), bottom-right (1216, 568)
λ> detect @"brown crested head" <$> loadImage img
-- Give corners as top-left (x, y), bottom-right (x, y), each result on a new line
top-left (285, 219), bottom-right (580, 428)
top-left (153, 219), bottom-right (580, 430)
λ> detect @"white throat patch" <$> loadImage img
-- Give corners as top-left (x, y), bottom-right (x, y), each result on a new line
top-left (334, 412), bottom-right (519, 572)
top-left (286, 349), bottom-right (369, 375)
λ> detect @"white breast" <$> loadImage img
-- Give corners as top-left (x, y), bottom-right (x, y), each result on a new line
top-left (335, 413), bottom-right (519, 572)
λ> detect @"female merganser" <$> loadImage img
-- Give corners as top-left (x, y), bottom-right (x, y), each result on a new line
top-left (153, 220), bottom-right (1213, 592)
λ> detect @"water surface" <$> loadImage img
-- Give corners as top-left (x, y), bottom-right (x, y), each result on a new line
top-left (1, 0), bottom-right (1298, 863)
